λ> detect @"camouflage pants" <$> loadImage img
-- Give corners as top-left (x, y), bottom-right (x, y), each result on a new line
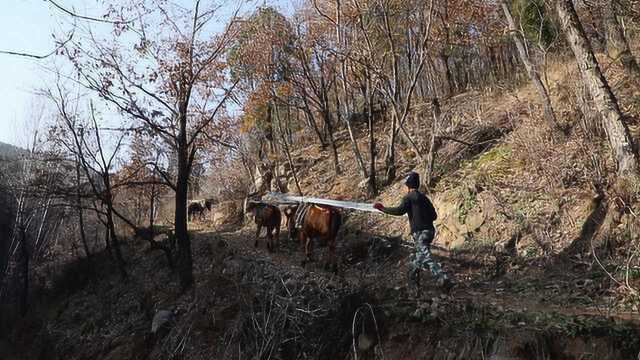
top-left (411, 229), bottom-right (447, 280)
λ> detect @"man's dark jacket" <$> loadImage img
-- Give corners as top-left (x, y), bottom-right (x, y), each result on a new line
top-left (381, 190), bottom-right (437, 233)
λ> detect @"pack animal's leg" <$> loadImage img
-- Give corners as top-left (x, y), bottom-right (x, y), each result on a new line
top-left (267, 226), bottom-right (273, 253)
top-left (306, 237), bottom-right (314, 263)
top-left (255, 224), bottom-right (261, 248)
top-left (299, 229), bottom-right (306, 250)
top-left (320, 236), bottom-right (329, 270)
top-left (300, 233), bottom-right (309, 267)
top-left (329, 239), bottom-right (337, 273)
top-left (290, 224), bottom-right (297, 243)
top-left (275, 220), bottom-right (281, 248)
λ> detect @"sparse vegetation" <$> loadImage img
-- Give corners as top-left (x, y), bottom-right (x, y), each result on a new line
top-left (0, 0), bottom-right (640, 359)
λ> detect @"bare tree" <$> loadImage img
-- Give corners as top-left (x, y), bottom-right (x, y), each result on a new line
top-left (332, 0), bottom-right (368, 179)
top-left (424, 98), bottom-right (442, 190)
top-left (500, 0), bottom-right (562, 131)
top-left (290, 40), bottom-right (342, 174)
top-left (49, 90), bottom-right (128, 279)
top-left (272, 100), bottom-right (304, 195)
top-left (603, 0), bottom-right (640, 80)
top-left (555, 0), bottom-right (638, 177)
top-left (61, 1), bottom-right (240, 290)
top-left (376, 0), bottom-right (435, 184)
top-left (1, 118), bottom-right (66, 316)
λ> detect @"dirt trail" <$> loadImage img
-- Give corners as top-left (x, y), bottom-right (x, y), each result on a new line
top-left (192, 225), bottom-right (640, 327)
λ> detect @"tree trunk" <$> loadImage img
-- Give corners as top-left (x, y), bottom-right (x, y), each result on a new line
top-left (603, 0), bottom-right (640, 80)
top-left (175, 113), bottom-right (194, 290)
top-left (438, 52), bottom-right (453, 97)
top-left (20, 227), bottom-right (28, 317)
top-left (425, 98), bottom-right (443, 191)
top-left (366, 74), bottom-right (377, 196)
top-left (500, 0), bottom-right (561, 132)
top-left (286, 105), bottom-right (293, 145)
top-left (342, 110), bottom-right (368, 178)
top-left (334, 76), bottom-right (368, 178)
top-left (105, 194), bottom-right (127, 280)
top-left (149, 181), bottom-right (156, 230)
top-left (75, 158), bottom-right (91, 259)
top-left (574, 82), bottom-right (603, 140)
top-left (384, 111), bottom-right (397, 185)
top-left (323, 110), bottom-right (341, 175)
top-left (302, 99), bottom-right (327, 149)
top-left (104, 224), bottom-right (112, 255)
top-left (274, 102), bottom-right (304, 196)
top-left (556, 0), bottom-right (638, 176)
top-left (381, 4), bottom-right (401, 186)
top-left (335, 0), bottom-right (367, 180)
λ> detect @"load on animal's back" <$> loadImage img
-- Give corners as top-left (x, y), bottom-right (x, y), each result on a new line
top-left (285, 203), bottom-right (342, 272)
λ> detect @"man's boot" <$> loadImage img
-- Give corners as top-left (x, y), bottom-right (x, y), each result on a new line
top-left (437, 275), bottom-right (454, 293)
top-left (407, 268), bottom-right (420, 289)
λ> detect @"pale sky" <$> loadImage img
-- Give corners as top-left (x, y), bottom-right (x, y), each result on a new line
top-left (0, 0), bottom-right (294, 147)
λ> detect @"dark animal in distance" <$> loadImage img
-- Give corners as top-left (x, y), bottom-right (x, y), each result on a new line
top-left (187, 202), bottom-right (205, 221)
top-left (245, 201), bottom-right (282, 252)
top-left (187, 199), bottom-right (214, 222)
top-left (286, 204), bottom-right (342, 272)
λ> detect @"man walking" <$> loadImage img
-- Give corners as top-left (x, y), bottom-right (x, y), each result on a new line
top-left (373, 172), bottom-right (452, 290)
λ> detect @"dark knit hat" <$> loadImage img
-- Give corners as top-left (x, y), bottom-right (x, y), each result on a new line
top-left (405, 172), bottom-right (420, 189)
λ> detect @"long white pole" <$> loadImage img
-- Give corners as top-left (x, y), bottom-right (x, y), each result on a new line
top-left (262, 192), bottom-right (381, 213)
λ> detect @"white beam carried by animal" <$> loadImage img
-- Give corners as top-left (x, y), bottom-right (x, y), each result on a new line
top-left (262, 192), bottom-right (380, 213)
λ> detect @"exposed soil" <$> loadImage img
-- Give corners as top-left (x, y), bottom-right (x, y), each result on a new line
top-left (3, 209), bottom-right (640, 360)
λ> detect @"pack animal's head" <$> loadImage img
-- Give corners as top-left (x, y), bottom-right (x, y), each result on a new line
top-left (283, 205), bottom-right (299, 240)
top-left (204, 198), bottom-right (214, 211)
top-left (243, 192), bottom-right (260, 215)
top-left (282, 205), bottom-right (298, 219)
top-left (245, 201), bottom-right (258, 214)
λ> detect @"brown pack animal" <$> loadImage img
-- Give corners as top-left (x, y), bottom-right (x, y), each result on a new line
top-left (286, 204), bottom-right (342, 272)
top-left (245, 202), bottom-right (282, 252)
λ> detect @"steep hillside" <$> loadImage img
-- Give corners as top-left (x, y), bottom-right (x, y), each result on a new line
top-left (289, 56), bottom-right (639, 268)
top-left (4, 57), bottom-right (640, 360)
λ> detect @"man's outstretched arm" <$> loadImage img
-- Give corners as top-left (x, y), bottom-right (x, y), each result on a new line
top-left (374, 197), bottom-right (409, 216)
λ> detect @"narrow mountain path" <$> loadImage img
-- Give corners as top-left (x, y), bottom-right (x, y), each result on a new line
top-left (191, 226), bottom-right (640, 327)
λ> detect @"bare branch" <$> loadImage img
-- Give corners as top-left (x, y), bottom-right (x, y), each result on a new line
top-left (0, 30), bottom-right (74, 59)
top-left (47, 0), bottom-right (135, 25)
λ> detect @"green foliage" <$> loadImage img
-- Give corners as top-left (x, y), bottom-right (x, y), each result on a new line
top-left (522, 244), bottom-right (539, 258)
top-left (466, 145), bottom-right (517, 186)
top-left (511, 0), bottom-right (557, 47)
top-left (475, 145), bottom-right (512, 168)
top-left (626, 267), bottom-right (640, 279)
top-left (457, 187), bottom-right (478, 224)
